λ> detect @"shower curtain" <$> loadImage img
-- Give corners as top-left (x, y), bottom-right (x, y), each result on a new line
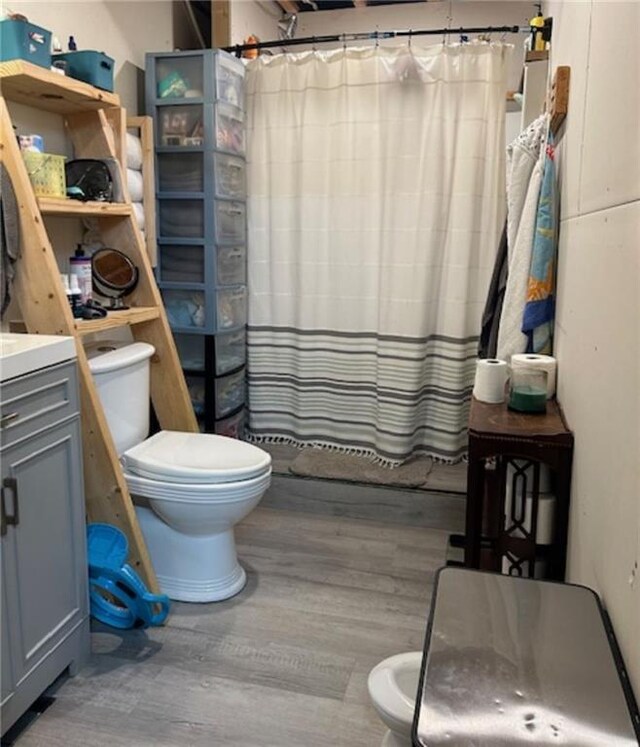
top-left (245, 43), bottom-right (509, 464)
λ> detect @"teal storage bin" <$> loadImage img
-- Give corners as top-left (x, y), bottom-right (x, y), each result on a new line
top-left (0, 19), bottom-right (52, 68)
top-left (52, 50), bottom-right (114, 92)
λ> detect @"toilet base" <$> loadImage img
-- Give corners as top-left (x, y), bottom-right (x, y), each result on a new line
top-left (381, 730), bottom-right (409, 747)
top-left (135, 506), bottom-right (248, 602)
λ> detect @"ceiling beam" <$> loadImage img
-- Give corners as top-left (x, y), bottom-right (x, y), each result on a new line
top-left (278, 0), bottom-right (299, 13)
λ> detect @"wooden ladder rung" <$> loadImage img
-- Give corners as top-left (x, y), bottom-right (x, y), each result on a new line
top-left (74, 307), bottom-right (160, 336)
top-left (38, 198), bottom-right (132, 217)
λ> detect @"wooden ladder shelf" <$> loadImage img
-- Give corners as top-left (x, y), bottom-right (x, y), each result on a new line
top-left (0, 61), bottom-right (198, 592)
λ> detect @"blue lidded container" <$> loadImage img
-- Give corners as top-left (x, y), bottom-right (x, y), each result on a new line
top-left (0, 19), bottom-right (52, 68)
top-left (52, 50), bottom-right (114, 92)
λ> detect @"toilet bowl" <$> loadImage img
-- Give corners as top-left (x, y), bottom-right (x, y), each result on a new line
top-left (85, 340), bottom-right (271, 603)
top-left (368, 652), bottom-right (423, 746)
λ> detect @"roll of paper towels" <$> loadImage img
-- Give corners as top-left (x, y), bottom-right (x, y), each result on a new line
top-left (473, 359), bottom-right (508, 403)
top-left (511, 354), bottom-right (557, 398)
top-left (126, 132), bottom-right (143, 170)
top-left (504, 490), bottom-right (555, 545)
top-left (132, 201), bottom-right (145, 230)
top-left (127, 169), bottom-right (144, 203)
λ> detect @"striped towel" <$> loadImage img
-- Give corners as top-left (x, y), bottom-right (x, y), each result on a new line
top-left (522, 134), bottom-right (558, 354)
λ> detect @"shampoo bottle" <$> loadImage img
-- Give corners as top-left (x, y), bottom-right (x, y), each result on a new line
top-left (69, 245), bottom-right (92, 304)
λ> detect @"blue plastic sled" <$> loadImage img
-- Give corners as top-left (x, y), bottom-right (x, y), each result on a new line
top-left (87, 523), bottom-right (170, 629)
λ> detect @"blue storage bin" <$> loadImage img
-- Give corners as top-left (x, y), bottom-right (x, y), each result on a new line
top-left (52, 50), bottom-right (114, 92)
top-left (0, 19), bottom-right (52, 69)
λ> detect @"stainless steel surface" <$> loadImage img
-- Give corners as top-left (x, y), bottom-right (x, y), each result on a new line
top-left (415, 568), bottom-right (638, 746)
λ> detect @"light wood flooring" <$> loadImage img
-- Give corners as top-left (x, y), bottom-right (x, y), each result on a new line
top-left (11, 481), bottom-right (462, 747)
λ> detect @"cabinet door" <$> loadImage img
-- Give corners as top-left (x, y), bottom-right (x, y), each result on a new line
top-left (1, 417), bottom-right (87, 684)
top-left (1, 545), bottom-right (15, 707)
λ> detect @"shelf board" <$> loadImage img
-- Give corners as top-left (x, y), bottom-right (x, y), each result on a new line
top-left (38, 198), bottom-right (132, 217)
top-left (75, 306), bottom-right (160, 336)
top-left (0, 60), bottom-right (119, 114)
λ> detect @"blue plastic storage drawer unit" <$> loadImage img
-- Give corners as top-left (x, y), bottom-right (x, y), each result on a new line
top-left (52, 50), bottom-right (114, 92)
top-left (0, 19), bottom-right (52, 68)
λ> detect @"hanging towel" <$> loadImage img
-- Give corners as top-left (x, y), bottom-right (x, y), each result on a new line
top-left (478, 222), bottom-right (508, 359)
top-left (0, 164), bottom-right (20, 318)
top-left (522, 134), bottom-right (558, 353)
top-left (497, 114), bottom-right (548, 362)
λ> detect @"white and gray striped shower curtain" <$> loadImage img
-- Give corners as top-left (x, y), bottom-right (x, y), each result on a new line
top-left (245, 43), bottom-right (509, 464)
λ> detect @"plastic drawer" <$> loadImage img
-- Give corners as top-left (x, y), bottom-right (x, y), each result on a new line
top-left (186, 375), bottom-right (205, 417)
top-left (214, 153), bottom-right (245, 199)
top-left (160, 245), bottom-right (205, 284)
top-left (156, 55), bottom-right (204, 99)
top-left (159, 199), bottom-right (204, 239)
top-left (215, 408), bottom-right (246, 440)
top-left (174, 333), bottom-right (205, 371)
top-left (214, 328), bottom-right (246, 375)
top-left (215, 369), bottom-right (246, 418)
top-left (215, 102), bottom-right (244, 154)
top-left (157, 105), bottom-right (204, 147)
top-left (158, 153), bottom-right (203, 192)
top-left (162, 289), bottom-right (206, 330)
top-left (215, 201), bottom-right (246, 244)
top-left (217, 245), bottom-right (246, 286)
top-left (215, 53), bottom-right (244, 109)
top-left (216, 286), bottom-right (246, 331)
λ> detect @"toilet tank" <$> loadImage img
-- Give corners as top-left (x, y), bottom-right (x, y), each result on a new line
top-left (85, 340), bottom-right (155, 455)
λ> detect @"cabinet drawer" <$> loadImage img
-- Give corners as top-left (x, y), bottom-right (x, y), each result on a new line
top-left (216, 286), bottom-right (247, 331)
top-left (215, 368), bottom-right (246, 418)
top-left (215, 201), bottom-right (246, 244)
top-left (215, 328), bottom-right (246, 376)
top-left (215, 408), bottom-right (246, 439)
top-left (1, 361), bottom-right (79, 450)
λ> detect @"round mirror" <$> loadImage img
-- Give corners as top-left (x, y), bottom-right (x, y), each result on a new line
top-left (92, 248), bottom-right (139, 310)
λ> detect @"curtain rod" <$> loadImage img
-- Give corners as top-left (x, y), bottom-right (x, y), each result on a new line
top-left (223, 25), bottom-right (526, 55)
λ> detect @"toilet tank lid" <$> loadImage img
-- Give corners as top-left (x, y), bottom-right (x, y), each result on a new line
top-left (121, 430), bottom-right (272, 484)
top-left (85, 341), bottom-right (155, 374)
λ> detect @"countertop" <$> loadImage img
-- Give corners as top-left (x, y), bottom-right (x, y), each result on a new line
top-left (0, 333), bottom-right (76, 382)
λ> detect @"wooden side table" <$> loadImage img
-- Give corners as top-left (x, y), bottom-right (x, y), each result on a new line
top-left (464, 396), bottom-right (574, 580)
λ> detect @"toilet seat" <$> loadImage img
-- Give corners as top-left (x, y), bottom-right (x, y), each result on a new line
top-left (124, 468), bottom-right (272, 503)
top-left (368, 652), bottom-right (423, 738)
top-left (121, 430), bottom-right (271, 485)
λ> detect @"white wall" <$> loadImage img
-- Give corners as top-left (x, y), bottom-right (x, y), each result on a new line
top-left (230, 0), bottom-right (280, 46)
top-left (295, 1), bottom-right (529, 91)
top-left (8, 0), bottom-right (174, 112)
top-left (546, 0), bottom-right (640, 698)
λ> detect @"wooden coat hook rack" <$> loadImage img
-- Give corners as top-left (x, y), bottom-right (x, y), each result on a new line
top-left (548, 66), bottom-right (570, 136)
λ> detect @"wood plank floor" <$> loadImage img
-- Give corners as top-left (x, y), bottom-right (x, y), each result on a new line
top-left (12, 502), bottom-right (454, 746)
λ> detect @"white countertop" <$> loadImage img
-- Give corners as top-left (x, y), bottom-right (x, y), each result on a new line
top-left (0, 334), bottom-right (77, 383)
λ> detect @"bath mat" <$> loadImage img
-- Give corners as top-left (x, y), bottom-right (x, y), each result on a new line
top-left (289, 448), bottom-right (433, 488)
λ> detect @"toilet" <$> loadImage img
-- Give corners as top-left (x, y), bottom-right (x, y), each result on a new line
top-left (368, 652), bottom-right (423, 746)
top-left (85, 340), bottom-right (271, 603)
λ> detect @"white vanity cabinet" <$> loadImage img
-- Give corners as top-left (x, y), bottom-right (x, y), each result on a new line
top-left (0, 336), bottom-right (90, 736)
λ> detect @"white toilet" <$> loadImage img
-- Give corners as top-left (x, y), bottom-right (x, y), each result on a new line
top-left (368, 652), bottom-right (423, 746)
top-left (85, 340), bottom-right (271, 603)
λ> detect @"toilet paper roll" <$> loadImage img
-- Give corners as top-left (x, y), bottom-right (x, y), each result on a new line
top-left (505, 492), bottom-right (556, 545)
top-left (127, 168), bottom-right (144, 203)
top-left (126, 132), bottom-right (143, 170)
top-left (507, 461), bottom-right (551, 495)
top-left (132, 201), bottom-right (145, 230)
top-left (505, 470), bottom-right (555, 545)
top-left (473, 359), bottom-right (509, 403)
top-left (511, 354), bottom-right (557, 398)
